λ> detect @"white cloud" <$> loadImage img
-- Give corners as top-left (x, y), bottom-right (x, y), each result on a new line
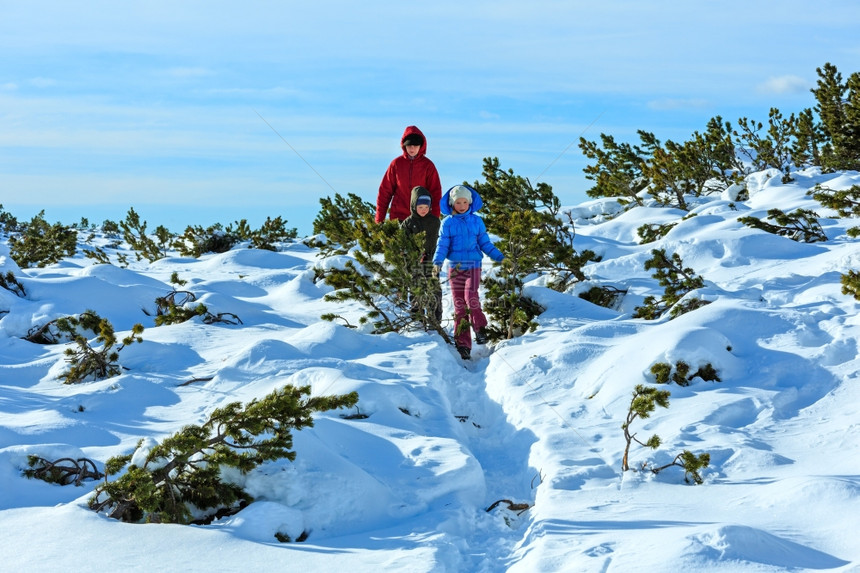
top-left (756, 75), bottom-right (810, 95)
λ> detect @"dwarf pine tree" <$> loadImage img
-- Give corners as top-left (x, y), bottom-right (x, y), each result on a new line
top-left (791, 108), bottom-right (823, 168)
top-left (645, 145), bottom-right (692, 210)
top-left (119, 207), bottom-right (172, 263)
top-left (732, 108), bottom-right (797, 182)
top-left (840, 270), bottom-right (860, 301)
top-left (738, 208), bottom-right (826, 243)
top-left (811, 184), bottom-right (860, 237)
top-left (172, 223), bottom-right (239, 257)
top-left (812, 63), bottom-right (860, 171)
top-left (621, 384), bottom-right (710, 484)
top-left (700, 115), bottom-right (747, 186)
top-left (0, 204), bottom-right (20, 232)
top-left (474, 159), bottom-right (597, 286)
top-left (650, 360), bottom-right (721, 386)
top-left (636, 222), bottom-right (678, 244)
top-left (1, 271), bottom-right (25, 297)
top-left (318, 215), bottom-right (449, 341)
top-left (577, 285), bottom-right (627, 310)
top-left (24, 310), bottom-right (100, 344)
top-left (578, 131), bottom-right (657, 204)
top-left (89, 384), bottom-right (358, 524)
top-left (58, 311), bottom-right (144, 384)
top-left (25, 455), bottom-right (103, 486)
top-left (312, 193), bottom-right (376, 256)
top-left (643, 121), bottom-right (742, 209)
top-left (481, 209), bottom-right (547, 340)
top-left (8, 210), bottom-right (77, 268)
top-left (622, 384), bottom-right (670, 472)
top-left (651, 450), bottom-right (712, 485)
top-left (153, 272), bottom-right (204, 325)
top-left (228, 216), bottom-right (297, 251)
top-left (586, 119), bottom-right (742, 210)
top-left (469, 158), bottom-right (597, 339)
top-left (633, 249), bottom-right (709, 320)
top-left (153, 272), bottom-right (244, 327)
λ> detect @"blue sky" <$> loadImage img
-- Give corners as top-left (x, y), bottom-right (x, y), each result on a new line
top-left (2, 1), bottom-right (859, 236)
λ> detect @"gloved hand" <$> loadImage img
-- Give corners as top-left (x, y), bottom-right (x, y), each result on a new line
top-left (432, 265), bottom-right (441, 278)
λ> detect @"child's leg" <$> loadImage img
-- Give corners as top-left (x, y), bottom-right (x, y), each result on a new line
top-left (449, 269), bottom-right (471, 349)
top-left (464, 267), bottom-right (488, 333)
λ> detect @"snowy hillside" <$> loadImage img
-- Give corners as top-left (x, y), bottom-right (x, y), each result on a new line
top-left (1, 167), bottom-right (859, 572)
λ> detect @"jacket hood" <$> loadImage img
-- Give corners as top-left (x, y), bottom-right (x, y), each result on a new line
top-left (440, 184), bottom-right (484, 216)
top-left (410, 185), bottom-right (433, 213)
top-left (400, 125), bottom-right (428, 157)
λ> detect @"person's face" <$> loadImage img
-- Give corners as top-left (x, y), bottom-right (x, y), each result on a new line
top-left (404, 144), bottom-right (420, 157)
top-left (453, 198), bottom-right (470, 213)
top-left (416, 204), bottom-right (431, 216)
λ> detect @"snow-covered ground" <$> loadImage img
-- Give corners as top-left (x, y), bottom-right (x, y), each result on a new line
top-left (1, 167), bottom-right (859, 572)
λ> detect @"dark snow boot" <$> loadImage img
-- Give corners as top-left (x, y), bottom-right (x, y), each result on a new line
top-left (456, 345), bottom-right (471, 360)
top-left (474, 330), bottom-right (488, 345)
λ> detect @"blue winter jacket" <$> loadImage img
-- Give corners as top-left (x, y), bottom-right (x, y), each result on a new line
top-left (433, 185), bottom-right (504, 270)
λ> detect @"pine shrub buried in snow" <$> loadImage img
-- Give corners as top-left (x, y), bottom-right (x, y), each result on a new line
top-left (227, 216), bottom-right (298, 251)
top-left (58, 311), bottom-right (144, 384)
top-left (172, 223), bottom-right (239, 257)
top-left (0, 271), bottom-right (26, 297)
top-left (621, 384), bottom-right (669, 472)
top-left (738, 208), bottom-right (826, 243)
top-left (152, 273), bottom-right (242, 326)
top-left (577, 285), bottom-right (627, 310)
top-left (633, 249), bottom-right (709, 320)
top-left (25, 310), bottom-right (102, 345)
top-left (621, 384), bottom-right (710, 484)
top-left (650, 360), bottom-right (721, 386)
top-left (24, 455), bottom-right (103, 486)
top-left (88, 384), bottom-right (358, 524)
top-left (811, 183), bottom-right (860, 237)
top-left (840, 270), bottom-right (860, 301)
top-left (636, 222), bottom-right (678, 244)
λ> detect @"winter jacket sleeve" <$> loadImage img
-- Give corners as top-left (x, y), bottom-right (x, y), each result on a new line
top-left (476, 218), bottom-right (504, 262)
top-left (425, 162), bottom-right (443, 218)
top-left (432, 219), bottom-right (452, 266)
top-left (376, 160), bottom-right (398, 223)
top-left (424, 217), bottom-right (441, 260)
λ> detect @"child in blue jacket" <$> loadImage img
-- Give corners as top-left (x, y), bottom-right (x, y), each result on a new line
top-left (432, 185), bottom-right (504, 359)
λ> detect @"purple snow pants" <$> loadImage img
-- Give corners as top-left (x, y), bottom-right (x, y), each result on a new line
top-left (449, 267), bottom-right (487, 349)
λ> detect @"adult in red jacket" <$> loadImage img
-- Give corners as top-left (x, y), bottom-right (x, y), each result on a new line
top-left (376, 126), bottom-right (442, 223)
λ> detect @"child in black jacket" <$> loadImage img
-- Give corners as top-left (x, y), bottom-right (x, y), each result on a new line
top-left (401, 186), bottom-right (443, 322)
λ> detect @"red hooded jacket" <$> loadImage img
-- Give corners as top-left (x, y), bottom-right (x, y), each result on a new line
top-left (376, 126), bottom-right (442, 222)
